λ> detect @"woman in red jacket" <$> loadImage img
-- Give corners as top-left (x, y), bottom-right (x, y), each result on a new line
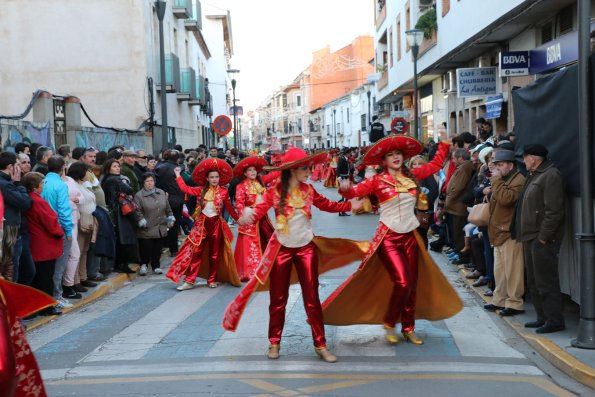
top-left (233, 156), bottom-right (277, 281)
top-left (223, 148), bottom-right (367, 363)
top-left (322, 136), bottom-right (463, 346)
top-left (23, 172), bottom-right (64, 316)
top-left (167, 158), bottom-right (240, 290)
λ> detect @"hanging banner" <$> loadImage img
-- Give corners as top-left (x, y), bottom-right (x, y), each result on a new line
top-left (485, 94), bottom-right (504, 119)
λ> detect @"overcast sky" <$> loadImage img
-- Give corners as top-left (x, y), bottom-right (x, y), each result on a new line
top-left (205, 0), bottom-right (374, 111)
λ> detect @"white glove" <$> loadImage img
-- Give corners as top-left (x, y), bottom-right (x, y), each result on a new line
top-left (138, 218), bottom-right (147, 228)
top-left (166, 216), bottom-right (175, 227)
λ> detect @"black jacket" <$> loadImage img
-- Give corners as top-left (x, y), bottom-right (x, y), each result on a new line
top-left (337, 156), bottom-right (350, 178)
top-left (0, 172), bottom-right (32, 227)
top-left (92, 206), bottom-right (116, 258)
top-left (101, 174), bottom-right (137, 245)
top-left (154, 160), bottom-right (184, 208)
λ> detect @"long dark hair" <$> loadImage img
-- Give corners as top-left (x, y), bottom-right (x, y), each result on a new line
top-left (199, 170), bottom-right (219, 208)
top-left (102, 158), bottom-right (119, 177)
top-left (278, 169), bottom-right (292, 214)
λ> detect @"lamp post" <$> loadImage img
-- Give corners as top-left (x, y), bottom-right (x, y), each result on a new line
top-left (332, 108), bottom-right (337, 148)
top-left (367, 89), bottom-right (371, 128)
top-left (227, 68), bottom-right (240, 150)
top-left (155, 1), bottom-right (168, 152)
top-left (405, 29), bottom-right (425, 141)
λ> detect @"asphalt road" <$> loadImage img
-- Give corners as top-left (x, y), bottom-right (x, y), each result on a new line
top-left (28, 184), bottom-right (591, 397)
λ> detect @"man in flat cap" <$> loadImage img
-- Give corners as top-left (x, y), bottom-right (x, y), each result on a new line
top-left (511, 144), bottom-right (566, 333)
top-left (484, 150), bottom-right (525, 316)
top-left (120, 150), bottom-right (140, 194)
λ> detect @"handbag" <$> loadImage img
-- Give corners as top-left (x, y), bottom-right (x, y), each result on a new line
top-left (78, 212), bottom-right (95, 233)
top-left (117, 193), bottom-right (137, 216)
top-left (415, 210), bottom-right (432, 229)
top-left (468, 198), bottom-right (490, 226)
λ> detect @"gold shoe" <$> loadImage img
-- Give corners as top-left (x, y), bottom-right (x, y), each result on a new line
top-left (176, 282), bottom-right (195, 291)
top-left (402, 330), bottom-right (424, 345)
top-left (384, 325), bottom-right (399, 345)
top-left (267, 345), bottom-right (280, 359)
top-left (315, 347), bottom-right (337, 363)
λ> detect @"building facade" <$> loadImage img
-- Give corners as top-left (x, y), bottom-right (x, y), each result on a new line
top-left (0, 0), bottom-right (234, 152)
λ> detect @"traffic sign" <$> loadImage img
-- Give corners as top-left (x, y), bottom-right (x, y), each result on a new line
top-left (213, 115), bottom-right (232, 136)
top-left (391, 117), bottom-right (409, 134)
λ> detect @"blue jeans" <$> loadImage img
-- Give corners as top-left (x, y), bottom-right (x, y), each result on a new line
top-left (18, 234), bottom-right (35, 285)
top-left (11, 236), bottom-right (23, 282)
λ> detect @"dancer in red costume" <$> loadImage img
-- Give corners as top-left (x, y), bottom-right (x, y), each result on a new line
top-left (0, 191), bottom-right (55, 397)
top-left (166, 158), bottom-right (241, 290)
top-left (322, 135), bottom-right (463, 345)
top-left (233, 156), bottom-right (278, 281)
top-left (323, 152), bottom-right (338, 188)
top-left (222, 148), bottom-right (367, 363)
top-left (309, 161), bottom-right (323, 182)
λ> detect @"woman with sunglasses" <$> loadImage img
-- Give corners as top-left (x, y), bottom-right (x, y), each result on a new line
top-left (223, 148), bottom-right (366, 363)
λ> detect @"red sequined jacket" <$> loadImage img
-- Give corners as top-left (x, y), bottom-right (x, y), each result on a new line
top-left (175, 177), bottom-right (239, 221)
top-left (340, 141), bottom-right (450, 203)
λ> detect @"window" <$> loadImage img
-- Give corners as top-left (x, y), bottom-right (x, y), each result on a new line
top-left (347, 108), bottom-right (350, 123)
top-left (389, 27), bottom-right (393, 68)
top-left (405, 3), bottom-right (411, 51)
top-left (361, 114), bottom-right (367, 129)
top-left (296, 95), bottom-right (302, 107)
top-left (397, 15), bottom-right (401, 60)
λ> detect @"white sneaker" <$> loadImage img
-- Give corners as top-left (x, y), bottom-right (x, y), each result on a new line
top-left (176, 282), bottom-right (195, 291)
top-left (153, 268), bottom-right (163, 275)
top-left (139, 264), bottom-right (148, 276)
top-left (56, 297), bottom-right (73, 309)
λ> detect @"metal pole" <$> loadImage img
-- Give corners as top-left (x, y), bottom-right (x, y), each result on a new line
top-left (412, 45), bottom-right (419, 141)
top-left (156, 1), bottom-right (168, 152)
top-left (572, 0), bottom-right (595, 350)
top-left (367, 90), bottom-right (371, 140)
top-left (333, 108), bottom-right (337, 148)
top-left (232, 80), bottom-right (237, 150)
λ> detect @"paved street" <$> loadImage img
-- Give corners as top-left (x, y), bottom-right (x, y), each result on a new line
top-left (28, 185), bottom-right (589, 397)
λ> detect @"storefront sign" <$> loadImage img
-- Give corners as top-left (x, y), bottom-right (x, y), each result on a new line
top-left (485, 94), bottom-right (503, 119)
top-left (456, 67), bottom-right (498, 97)
top-left (530, 31), bottom-right (577, 74)
top-left (499, 51), bottom-right (529, 76)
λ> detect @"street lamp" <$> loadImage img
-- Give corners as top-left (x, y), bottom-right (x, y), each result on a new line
top-left (155, 0), bottom-right (168, 153)
top-left (405, 29), bottom-right (425, 141)
top-left (332, 108), bottom-right (337, 148)
top-left (367, 89), bottom-right (371, 137)
top-left (227, 68), bottom-right (240, 150)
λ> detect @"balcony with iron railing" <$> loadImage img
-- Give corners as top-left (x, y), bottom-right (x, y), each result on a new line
top-left (184, 0), bottom-right (202, 31)
top-left (156, 54), bottom-right (181, 93)
top-left (172, 0), bottom-right (192, 19)
top-left (177, 67), bottom-right (197, 101)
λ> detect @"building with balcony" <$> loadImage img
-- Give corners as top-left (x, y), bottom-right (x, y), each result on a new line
top-left (373, 0), bottom-right (579, 141)
top-left (0, 0), bottom-right (234, 152)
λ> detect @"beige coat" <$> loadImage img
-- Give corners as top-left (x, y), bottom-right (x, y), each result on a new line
top-left (133, 188), bottom-right (173, 239)
top-left (488, 169), bottom-right (525, 247)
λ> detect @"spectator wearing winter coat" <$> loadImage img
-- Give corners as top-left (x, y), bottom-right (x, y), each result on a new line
top-left (154, 150), bottom-right (184, 256)
top-left (41, 156), bottom-right (74, 309)
top-left (133, 173), bottom-right (174, 276)
top-left (0, 152), bottom-right (32, 281)
top-left (23, 172), bottom-right (64, 316)
top-left (444, 149), bottom-right (475, 253)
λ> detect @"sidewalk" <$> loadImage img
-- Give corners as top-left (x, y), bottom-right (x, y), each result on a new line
top-left (23, 267), bottom-right (141, 332)
top-left (435, 247), bottom-right (595, 389)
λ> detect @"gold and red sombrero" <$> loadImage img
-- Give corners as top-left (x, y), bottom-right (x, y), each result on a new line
top-left (361, 134), bottom-right (423, 165)
top-left (233, 156), bottom-right (269, 179)
top-left (192, 158), bottom-right (233, 185)
top-left (264, 148), bottom-right (328, 171)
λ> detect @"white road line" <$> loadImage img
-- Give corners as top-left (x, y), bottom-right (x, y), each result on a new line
top-left (42, 360), bottom-right (543, 381)
top-left (28, 282), bottom-right (155, 351)
top-left (79, 285), bottom-right (221, 362)
top-left (444, 307), bottom-right (525, 358)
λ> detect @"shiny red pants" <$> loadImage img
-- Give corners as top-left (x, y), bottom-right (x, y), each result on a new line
top-left (186, 215), bottom-right (222, 284)
top-left (268, 242), bottom-right (326, 348)
top-left (377, 230), bottom-right (418, 332)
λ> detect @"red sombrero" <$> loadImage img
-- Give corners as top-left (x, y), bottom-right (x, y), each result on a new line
top-left (233, 156), bottom-right (268, 178)
top-left (264, 148), bottom-right (328, 171)
top-left (361, 134), bottom-right (423, 165)
top-left (192, 158), bottom-right (233, 185)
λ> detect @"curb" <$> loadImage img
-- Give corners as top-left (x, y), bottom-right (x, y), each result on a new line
top-left (452, 257), bottom-right (595, 389)
top-left (25, 270), bottom-right (139, 332)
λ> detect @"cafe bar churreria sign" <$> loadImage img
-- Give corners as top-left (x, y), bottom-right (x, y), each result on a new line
top-left (456, 67), bottom-right (498, 98)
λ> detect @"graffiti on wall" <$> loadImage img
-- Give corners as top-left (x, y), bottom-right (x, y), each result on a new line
top-left (75, 128), bottom-right (149, 152)
top-left (0, 121), bottom-right (52, 152)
